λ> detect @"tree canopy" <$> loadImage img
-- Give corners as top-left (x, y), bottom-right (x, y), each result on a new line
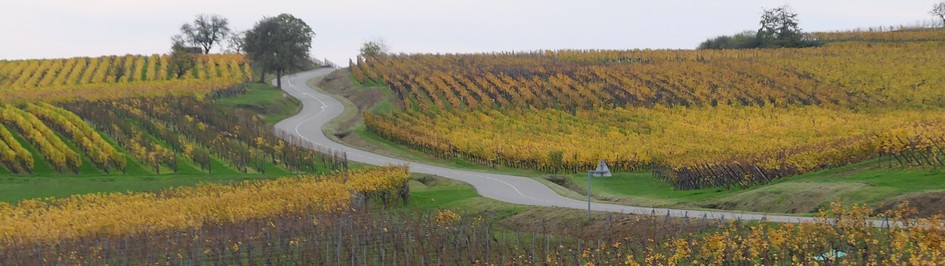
top-left (168, 40), bottom-right (197, 79)
top-left (757, 5), bottom-right (806, 48)
top-left (243, 14), bottom-right (315, 87)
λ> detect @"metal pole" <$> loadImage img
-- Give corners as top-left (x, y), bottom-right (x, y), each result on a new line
top-left (587, 171), bottom-right (592, 220)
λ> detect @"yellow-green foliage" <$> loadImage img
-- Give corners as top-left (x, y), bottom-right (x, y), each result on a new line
top-left (0, 166), bottom-right (409, 243)
top-left (0, 54), bottom-right (252, 103)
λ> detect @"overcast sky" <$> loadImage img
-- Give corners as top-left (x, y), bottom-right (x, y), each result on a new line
top-left (1, 0), bottom-right (940, 65)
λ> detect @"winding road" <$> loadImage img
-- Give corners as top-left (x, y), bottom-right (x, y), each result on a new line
top-left (273, 68), bottom-right (839, 225)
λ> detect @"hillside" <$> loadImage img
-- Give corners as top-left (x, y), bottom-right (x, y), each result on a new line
top-left (0, 54), bottom-right (350, 201)
top-left (352, 30), bottom-right (945, 191)
top-left (2, 22), bottom-right (945, 266)
top-left (0, 54), bottom-right (251, 103)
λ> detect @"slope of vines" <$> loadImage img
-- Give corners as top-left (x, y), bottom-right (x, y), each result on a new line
top-left (0, 54), bottom-right (251, 103)
top-left (355, 38), bottom-right (945, 189)
top-left (0, 89), bottom-right (347, 176)
top-left (0, 124), bottom-right (31, 173)
top-left (355, 41), bottom-right (945, 110)
top-left (0, 51), bottom-right (351, 176)
top-left (62, 95), bottom-right (349, 175)
top-left (24, 103), bottom-right (125, 173)
top-left (0, 105), bottom-right (83, 173)
top-left (0, 166), bottom-right (409, 244)
top-left (812, 27), bottom-right (945, 42)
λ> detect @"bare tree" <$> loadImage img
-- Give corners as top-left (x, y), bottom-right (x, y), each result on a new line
top-left (225, 31), bottom-right (246, 54)
top-left (933, 2), bottom-right (945, 27)
top-left (180, 14), bottom-right (231, 54)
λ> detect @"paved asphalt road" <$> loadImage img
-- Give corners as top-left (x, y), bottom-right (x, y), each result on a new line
top-left (272, 68), bottom-right (870, 225)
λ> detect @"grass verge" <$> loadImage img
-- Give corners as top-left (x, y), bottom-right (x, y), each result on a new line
top-left (214, 82), bottom-right (303, 126)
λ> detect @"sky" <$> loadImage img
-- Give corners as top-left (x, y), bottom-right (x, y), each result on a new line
top-left (0, 0), bottom-right (940, 65)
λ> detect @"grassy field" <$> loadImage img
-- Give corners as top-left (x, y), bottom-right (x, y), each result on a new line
top-left (214, 82), bottom-right (303, 126)
top-left (398, 173), bottom-right (726, 247)
top-left (561, 159), bottom-right (945, 214)
top-left (319, 68), bottom-right (945, 216)
top-left (406, 174), bottom-right (525, 218)
top-left (0, 174), bottom-right (279, 203)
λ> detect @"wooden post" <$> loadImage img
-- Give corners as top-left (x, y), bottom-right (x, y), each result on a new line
top-left (587, 171), bottom-right (592, 220)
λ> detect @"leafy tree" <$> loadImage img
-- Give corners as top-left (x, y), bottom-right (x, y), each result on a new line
top-left (168, 40), bottom-right (197, 79)
top-left (758, 6), bottom-right (799, 40)
top-left (180, 14), bottom-right (231, 54)
top-left (757, 5), bottom-right (815, 48)
top-left (243, 14), bottom-right (315, 88)
top-left (933, 2), bottom-right (945, 27)
top-left (244, 19), bottom-right (279, 83)
top-left (359, 39), bottom-right (389, 59)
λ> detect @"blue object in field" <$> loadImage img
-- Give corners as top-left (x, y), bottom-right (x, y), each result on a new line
top-left (814, 250), bottom-right (848, 261)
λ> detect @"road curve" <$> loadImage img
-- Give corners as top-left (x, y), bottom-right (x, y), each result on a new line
top-left (272, 68), bottom-right (852, 225)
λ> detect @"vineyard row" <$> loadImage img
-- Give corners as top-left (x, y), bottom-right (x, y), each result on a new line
top-left (0, 54), bottom-right (252, 103)
top-left (3, 201), bottom-right (943, 265)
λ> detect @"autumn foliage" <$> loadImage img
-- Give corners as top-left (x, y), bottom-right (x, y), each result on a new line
top-left (0, 166), bottom-right (409, 245)
top-left (0, 91), bottom-right (354, 175)
top-left (0, 54), bottom-right (251, 103)
top-left (354, 36), bottom-right (945, 189)
top-left (0, 104), bottom-right (85, 173)
top-left (4, 198), bottom-right (942, 264)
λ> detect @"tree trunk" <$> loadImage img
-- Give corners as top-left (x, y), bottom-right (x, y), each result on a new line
top-left (276, 70), bottom-right (283, 88)
top-left (258, 67), bottom-right (267, 83)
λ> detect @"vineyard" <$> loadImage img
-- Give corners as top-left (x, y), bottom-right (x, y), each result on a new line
top-left (62, 96), bottom-right (348, 175)
top-left (353, 30), bottom-right (945, 189)
top-left (0, 95), bottom-right (347, 176)
top-left (4, 193), bottom-right (943, 264)
top-left (811, 27), bottom-right (945, 42)
top-left (0, 167), bottom-right (412, 263)
top-left (0, 53), bottom-right (351, 177)
top-left (2, 23), bottom-right (944, 264)
top-left (0, 54), bottom-right (251, 103)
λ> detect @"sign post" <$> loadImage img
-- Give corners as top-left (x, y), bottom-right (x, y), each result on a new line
top-left (587, 170), bottom-right (593, 220)
top-left (586, 160), bottom-right (611, 220)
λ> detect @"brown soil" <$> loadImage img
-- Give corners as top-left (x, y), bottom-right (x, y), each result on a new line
top-left (498, 207), bottom-right (719, 242)
top-left (875, 192), bottom-right (945, 217)
top-left (698, 182), bottom-right (868, 214)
